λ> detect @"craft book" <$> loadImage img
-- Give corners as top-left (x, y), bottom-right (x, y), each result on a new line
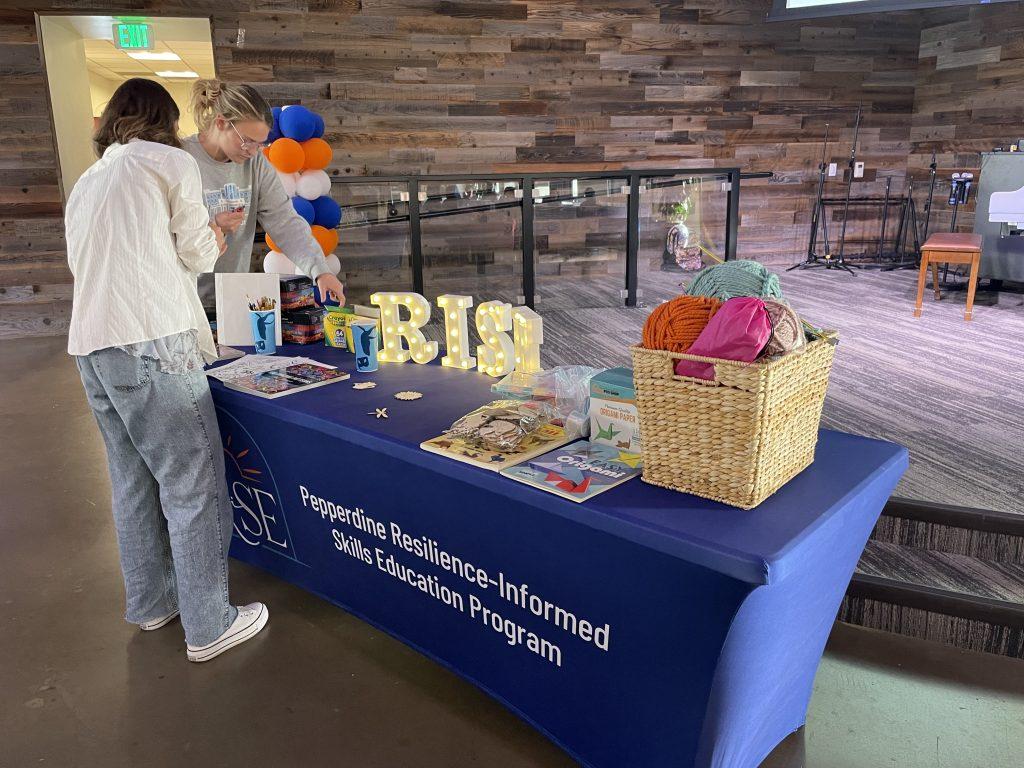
top-left (500, 440), bottom-right (642, 502)
top-left (420, 423), bottom-right (568, 471)
top-left (222, 363), bottom-right (350, 399)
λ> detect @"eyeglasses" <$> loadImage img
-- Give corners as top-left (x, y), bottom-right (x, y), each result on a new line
top-left (229, 122), bottom-right (270, 153)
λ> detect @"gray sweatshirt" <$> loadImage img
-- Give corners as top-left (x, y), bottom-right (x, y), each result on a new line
top-left (181, 135), bottom-right (330, 308)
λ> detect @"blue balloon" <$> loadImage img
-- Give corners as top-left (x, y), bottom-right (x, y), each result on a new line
top-left (291, 196), bottom-right (315, 224)
top-left (279, 105), bottom-right (315, 142)
top-left (268, 106), bottom-right (283, 142)
top-left (311, 195), bottom-right (342, 229)
top-left (311, 112), bottom-right (325, 139)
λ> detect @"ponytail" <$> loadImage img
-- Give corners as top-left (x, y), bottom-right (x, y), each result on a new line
top-left (189, 78), bottom-right (272, 133)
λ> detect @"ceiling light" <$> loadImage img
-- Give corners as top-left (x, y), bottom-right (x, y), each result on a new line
top-left (156, 70), bottom-right (198, 78)
top-left (127, 51), bottom-right (181, 61)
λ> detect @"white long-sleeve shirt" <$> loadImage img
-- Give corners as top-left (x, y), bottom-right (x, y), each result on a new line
top-left (66, 140), bottom-right (222, 363)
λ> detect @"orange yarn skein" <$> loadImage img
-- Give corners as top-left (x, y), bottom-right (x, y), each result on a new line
top-left (642, 295), bottom-right (722, 353)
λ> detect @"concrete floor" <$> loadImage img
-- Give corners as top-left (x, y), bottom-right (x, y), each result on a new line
top-left (3, 336), bottom-right (1023, 768)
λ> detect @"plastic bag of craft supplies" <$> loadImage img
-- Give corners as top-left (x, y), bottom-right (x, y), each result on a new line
top-left (445, 400), bottom-right (559, 452)
top-left (491, 365), bottom-right (600, 439)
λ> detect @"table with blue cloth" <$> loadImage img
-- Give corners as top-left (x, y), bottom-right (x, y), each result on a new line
top-left (209, 344), bottom-right (907, 768)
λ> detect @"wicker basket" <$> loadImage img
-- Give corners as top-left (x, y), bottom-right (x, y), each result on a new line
top-left (630, 338), bottom-right (835, 509)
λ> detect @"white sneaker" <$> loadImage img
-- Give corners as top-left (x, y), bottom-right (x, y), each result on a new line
top-left (139, 609), bottom-right (180, 631)
top-left (186, 603), bottom-right (269, 663)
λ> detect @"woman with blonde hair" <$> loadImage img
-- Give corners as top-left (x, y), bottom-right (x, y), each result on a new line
top-left (67, 78), bottom-right (268, 662)
top-left (183, 78), bottom-right (345, 307)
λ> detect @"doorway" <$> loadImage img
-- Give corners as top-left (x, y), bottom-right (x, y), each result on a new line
top-left (36, 14), bottom-right (215, 200)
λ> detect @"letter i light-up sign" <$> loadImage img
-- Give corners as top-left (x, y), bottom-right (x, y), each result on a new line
top-left (370, 292), bottom-right (543, 377)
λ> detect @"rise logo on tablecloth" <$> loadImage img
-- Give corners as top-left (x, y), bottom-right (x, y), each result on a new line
top-left (216, 407), bottom-right (300, 563)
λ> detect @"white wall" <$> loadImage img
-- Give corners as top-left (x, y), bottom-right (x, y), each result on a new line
top-left (86, 72), bottom-right (199, 137)
top-left (87, 70), bottom-right (119, 117)
top-left (165, 81), bottom-right (199, 137)
top-left (40, 17), bottom-right (97, 199)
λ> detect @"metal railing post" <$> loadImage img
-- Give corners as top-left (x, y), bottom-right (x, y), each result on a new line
top-left (725, 169), bottom-right (741, 261)
top-left (409, 177), bottom-right (423, 294)
top-left (522, 176), bottom-right (536, 309)
top-left (625, 174), bottom-right (641, 307)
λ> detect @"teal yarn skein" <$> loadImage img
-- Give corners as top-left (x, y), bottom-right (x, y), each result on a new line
top-left (684, 259), bottom-right (783, 302)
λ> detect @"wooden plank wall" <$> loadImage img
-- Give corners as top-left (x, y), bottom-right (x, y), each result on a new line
top-left (910, 3), bottom-right (1024, 235)
top-left (0, 8), bottom-right (69, 339)
top-left (1, 1), bottom-right (927, 339)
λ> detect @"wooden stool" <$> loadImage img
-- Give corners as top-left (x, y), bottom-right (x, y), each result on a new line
top-left (914, 233), bottom-right (983, 321)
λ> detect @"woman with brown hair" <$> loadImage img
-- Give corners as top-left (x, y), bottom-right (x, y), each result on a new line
top-left (67, 78), bottom-right (268, 663)
top-left (182, 78), bottom-right (345, 307)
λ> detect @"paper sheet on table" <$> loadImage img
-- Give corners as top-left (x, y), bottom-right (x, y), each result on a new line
top-left (206, 355), bottom-right (335, 382)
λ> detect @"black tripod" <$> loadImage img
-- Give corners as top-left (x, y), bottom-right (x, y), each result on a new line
top-left (920, 152), bottom-right (937, 244)
top-left (790, 107), bottom-right (862, 275)
top-left (788, 123), bottom-right (833, 271)
top-left (881, 181), bottom-right (923, 271)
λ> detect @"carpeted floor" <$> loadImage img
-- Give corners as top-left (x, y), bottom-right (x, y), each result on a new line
top-left (424, 265), bottom-right (1024, 514)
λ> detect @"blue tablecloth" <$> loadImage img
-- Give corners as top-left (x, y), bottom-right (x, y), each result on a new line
top-left (210, 345), bottom-right (907, 768)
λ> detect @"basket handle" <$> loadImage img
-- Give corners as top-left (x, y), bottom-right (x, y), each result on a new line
top-left (672, 370), bottom-right (721, 386)
top-left (667, 355), bottom-right (722, 386)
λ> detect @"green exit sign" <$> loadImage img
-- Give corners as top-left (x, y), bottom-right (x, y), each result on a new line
top-left (113, 23), bottom-right (153, 50)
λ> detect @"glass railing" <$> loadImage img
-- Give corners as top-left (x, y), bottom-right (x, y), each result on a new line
top-left (326, 168), bottom-right (742, 308)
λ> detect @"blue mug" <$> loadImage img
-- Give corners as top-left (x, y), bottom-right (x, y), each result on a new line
top-left (351, 321), bottom-right (378, 372)
top-left (250, 310), bottom-right (277, 355)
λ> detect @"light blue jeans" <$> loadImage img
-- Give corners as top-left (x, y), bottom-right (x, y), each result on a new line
top-left (76, 347), bottom-right (238, 646)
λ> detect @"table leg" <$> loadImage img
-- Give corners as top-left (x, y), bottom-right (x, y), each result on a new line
top-left (931, 262), bottom-right (941, 301)
top-left (914, 255), bottom-right (928, 317)
top-left (965, 253), bottom-right (980, 321)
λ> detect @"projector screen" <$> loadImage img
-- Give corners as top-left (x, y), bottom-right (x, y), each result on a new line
top-left (768, 0), bottom-right (1015, 20)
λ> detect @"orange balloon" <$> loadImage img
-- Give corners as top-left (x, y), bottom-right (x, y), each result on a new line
top-left (261, 146), bottom-right (271, 160)
top-left (265, 234), bottom-right (278, 252)
top-left (311, 224), bottom-right (339, 256)
top-left (267, 138), bottom-right (304, 174)
top-left (301, 138), bottom-right (332, 171)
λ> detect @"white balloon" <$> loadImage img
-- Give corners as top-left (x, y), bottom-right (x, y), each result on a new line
top-left (263, 250), bottom-right (300, 275)
top-left (324, 253), bottom-right (341, 275)
top-left (318, 171), bottom-right (333, 197)
top-left (277, 171), bottom-right (299, 197)
top-left (296, 169), bottom-right (330, 201)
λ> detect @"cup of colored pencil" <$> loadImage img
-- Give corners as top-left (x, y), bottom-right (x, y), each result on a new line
top-left (248, 296), bottom-right (277, 355)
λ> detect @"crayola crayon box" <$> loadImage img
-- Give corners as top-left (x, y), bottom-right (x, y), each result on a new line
top-left (323, 306), bottom-right (352, 349)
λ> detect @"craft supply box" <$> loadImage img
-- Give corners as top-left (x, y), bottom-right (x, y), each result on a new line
top-left (588, 367), bottom-right (642, 453)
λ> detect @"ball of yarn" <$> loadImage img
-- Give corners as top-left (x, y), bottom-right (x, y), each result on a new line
top-left (684, 260), bottom-right (783, 302)
top-left (268, 138), bottom-right (304, 174)
top-left (761, 300), bottom-right (805, 357)
top-left (642, 295), bottom-right (722, 353)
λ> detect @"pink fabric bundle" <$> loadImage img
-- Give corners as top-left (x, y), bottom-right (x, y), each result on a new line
top-left (674, 297), bottom-right (772, 380)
